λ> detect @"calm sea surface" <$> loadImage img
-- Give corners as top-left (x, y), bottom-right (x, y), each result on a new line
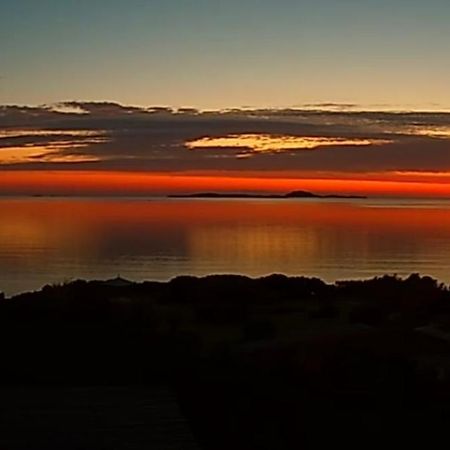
top-left (1, 197), bottom-right (450, 296)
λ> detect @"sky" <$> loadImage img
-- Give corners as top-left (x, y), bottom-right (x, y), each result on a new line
top-left (2, 0), bottom-right (450, 109)
top-left (1, 0), bottom-right (450, 196)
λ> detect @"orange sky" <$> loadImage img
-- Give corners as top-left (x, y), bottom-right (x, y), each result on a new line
top-left (1, 170), bottom-right (450, 197)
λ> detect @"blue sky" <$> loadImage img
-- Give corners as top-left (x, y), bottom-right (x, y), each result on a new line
top-left (1, 0), bottom-right (450, 108)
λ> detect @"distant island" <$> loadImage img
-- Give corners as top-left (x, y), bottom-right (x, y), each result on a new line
top-left (168, 190), bottom-right (366, 199)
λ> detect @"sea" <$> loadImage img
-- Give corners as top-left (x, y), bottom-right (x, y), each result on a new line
top-left (1, 196), bottom-right (449, 296)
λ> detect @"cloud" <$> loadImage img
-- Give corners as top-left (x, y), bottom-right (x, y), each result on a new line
top-left (1, 102), bottom-right (450, 176)
top-left (300, 102), bottom-right (359, 110)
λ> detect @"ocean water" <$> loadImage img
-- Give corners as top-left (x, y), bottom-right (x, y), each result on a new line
top-left (1, 196), bottom-right (449, 296)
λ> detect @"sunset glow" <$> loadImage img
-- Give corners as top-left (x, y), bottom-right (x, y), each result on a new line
top-left (1, 2), bottom-right (450, 199)
top-left (3, 2), bottom-right (450, 440)
top-left (1, 170), bottom-right (450, 198)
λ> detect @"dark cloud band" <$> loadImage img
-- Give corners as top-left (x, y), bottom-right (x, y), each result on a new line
top-left (1, 102), bottom-right (449, 175)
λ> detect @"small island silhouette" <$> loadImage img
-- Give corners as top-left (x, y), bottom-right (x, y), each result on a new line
top-left (168, 190), bottom-right (366, 199)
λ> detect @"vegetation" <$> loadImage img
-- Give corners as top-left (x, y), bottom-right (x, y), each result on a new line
top-left (1, 274), bottom-right (450, 449)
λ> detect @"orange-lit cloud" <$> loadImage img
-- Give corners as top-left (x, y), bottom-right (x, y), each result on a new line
top-left (0, 127), bottom-right (108, 164)
top-left (186, 133), bottom-right (390, 153)
top-left (0, 145), bottom-right (101, 164)
top-left (409, 126), bottom-right (450, 138)
top-left (0, 130), bottom-right (105, 139)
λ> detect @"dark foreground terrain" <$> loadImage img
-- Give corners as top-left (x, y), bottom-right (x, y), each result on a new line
top-left (1, 274), bottom-right (450, 449)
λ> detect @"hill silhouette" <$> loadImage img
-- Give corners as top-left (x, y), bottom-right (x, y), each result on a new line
top-left (168, 190), bottom-right (366, 199)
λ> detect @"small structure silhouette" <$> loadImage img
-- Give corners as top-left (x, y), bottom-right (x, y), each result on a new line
top-left (103, 275), bottom-right (133, 287)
